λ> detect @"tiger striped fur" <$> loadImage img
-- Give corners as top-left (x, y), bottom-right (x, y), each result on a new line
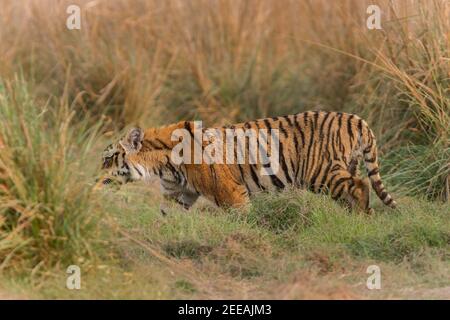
top-left (97, 111), bottom-right (396, 214)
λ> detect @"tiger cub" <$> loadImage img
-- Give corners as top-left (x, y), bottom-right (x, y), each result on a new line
top-left (96, 111), bottom-right (396, 214)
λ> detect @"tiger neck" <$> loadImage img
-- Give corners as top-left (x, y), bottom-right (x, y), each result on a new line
top-left (141, 122), bottom-right (186, 151)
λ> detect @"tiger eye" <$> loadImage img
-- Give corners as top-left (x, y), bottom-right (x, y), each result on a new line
top-left (102, 157), bottom-right (114, 169)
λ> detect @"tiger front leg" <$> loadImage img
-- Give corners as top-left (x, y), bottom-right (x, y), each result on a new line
top-left (160, 191), bottom-right (199, 216)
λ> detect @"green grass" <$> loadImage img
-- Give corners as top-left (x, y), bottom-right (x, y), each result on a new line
top-left (384, 143), bottom-right (450, 201)
top-left (0, 78), bottom-right (104, 273)
top-left (4, 186), bottom-right (448, 299)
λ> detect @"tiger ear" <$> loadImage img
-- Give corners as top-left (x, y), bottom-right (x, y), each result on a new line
top-left (120, 127), bottom-right (144, 154)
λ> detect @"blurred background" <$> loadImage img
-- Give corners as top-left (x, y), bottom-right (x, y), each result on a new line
top-left (0, 1), bottom-right (447, 130)
top-left (1, 0), bottom-right (448, 194)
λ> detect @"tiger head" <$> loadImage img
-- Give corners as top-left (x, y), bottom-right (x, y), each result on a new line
top-left (95, 127), bottom-right (146, 189)
top-left (95, 124), bottom-right (184, 190)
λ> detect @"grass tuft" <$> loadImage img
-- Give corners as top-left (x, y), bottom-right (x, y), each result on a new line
top-left (0, 78), bottom-right (103, 273)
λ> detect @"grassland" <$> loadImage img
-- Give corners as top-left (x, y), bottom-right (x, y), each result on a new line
top-left (1, 186), bottom-right (449, 299)
top-left (0, 0), bottom-right (449, 299)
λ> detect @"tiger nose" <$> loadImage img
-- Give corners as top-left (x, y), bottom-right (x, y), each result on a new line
top-left (93, 177), bottom-right (111, 184)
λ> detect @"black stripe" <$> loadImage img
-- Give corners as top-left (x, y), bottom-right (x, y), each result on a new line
top-left (333, 177), bottom-right (351, 193)
top-left (294, 114), bottom-right (306, 147)
top-left (260, 119), bottom-right (272, 164)
top-left (303, 112), bottom-right (318, 182)
top-left (165, 156), bottom-right (177, 173)
top-left (292, 129), bottom-right (300, 181)
top-left (358, 119), bottom-right (363, 136)
top-left (269, 174), bottom-right (285, 189)
top-left (122, 162), bottom-right (130, 173)
top-left (317, 160), bottom-right (332, 193)
top-left (250, 165), bottom-right (265, 191)
top-left (238, 165), bottom-right (251, 193)
top-left (364, 146), bottom-right (372, 153)
top-left (332, 183), bottom-right (345, 200)
top-left (331, 131), bottom-right (339, 160)
top-left (278, 142), bottom-right (292, 184)
top-left (278, 119), bottom-right (288, 138)
top-left (315, 116), bottom-right (335, 192)
top-left (337, 113), bottom-right (345, 154)
top-left (331, 163), bottom-right (342, 172)
top-left (290, 158), bottom-right (297, 185)
top-left (184, 121), bottom-right (194, 138)
top-left (161, 177), bottom-right (177, 184)
top-left (292, 125), bottom-right (300, 151)
top-left (209, 165), bottom-right (218, 185)
top-left (174, 198), bottom-right (190, 210)
top-left (263, 118), bottom-right (272, 131)
top-left (367, 130), bottom-right (373, 146)
top-left (148, 140), bottom-right (163, 150)
top-left (365, 156), bottom-right (376, 163)
top-left (165, 159), bottom-right (181, 183)
top-left (368, 168), bottom-right (379, 177)
top-left (347, 114), bottom-right (354, 138)
top-left (295, 113), bottom-right (309, 182)
top-left (155, 138), bottom-right (170, 149)
top-left (283, 115), bottom-right (293, 127)
top-left (310, 113), bottom-right (332, 189)
top-left (347, 115), bottom-right (354, 148)
top-left (348, 178), bottom-right (355, 191)
top-left (300, 112), bottom-right (313, 181)
top-left (213, 196), bottom-right (220, 206)
top-left (132, 164), bottom-right (143, 176)
top-left (319, 112), bottom-right (331, 137)
top-left (372, 180), bottom-right (382, 190)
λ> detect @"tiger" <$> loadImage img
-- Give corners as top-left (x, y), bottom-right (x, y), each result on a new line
top-left (96, 111), bottom-right (397, 214)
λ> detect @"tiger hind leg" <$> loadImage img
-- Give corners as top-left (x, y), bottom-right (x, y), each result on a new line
top-left (330, 170), bottom-right (373, 214)
top-left (347, 177), bottom-right (373, 214)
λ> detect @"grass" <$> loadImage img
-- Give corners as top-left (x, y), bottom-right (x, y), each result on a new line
top-left (0, 78), bottom-right (103, 274)
top-left (384, 143), bottom-right (450, 200)
top-left (0, 0), bottom-right (448, 299)
top-left (2, 187), bottom-right (448, 299)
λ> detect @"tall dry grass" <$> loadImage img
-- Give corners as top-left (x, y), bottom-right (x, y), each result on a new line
top-left (0, 1), bottom-right (448, 136)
